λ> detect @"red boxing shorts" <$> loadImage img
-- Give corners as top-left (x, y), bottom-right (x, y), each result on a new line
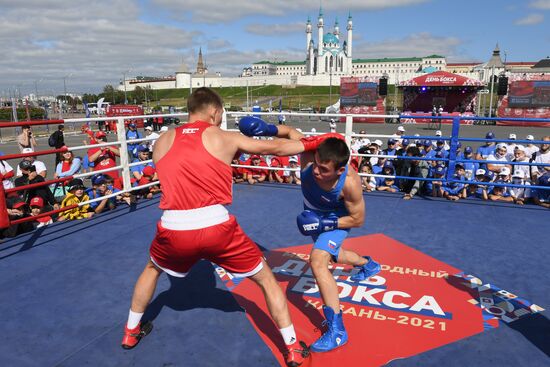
top-left (149, 208), bottom-right (263, 278)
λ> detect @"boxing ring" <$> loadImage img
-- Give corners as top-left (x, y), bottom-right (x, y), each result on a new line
top-left (0, 113), bottom-right (548, 367)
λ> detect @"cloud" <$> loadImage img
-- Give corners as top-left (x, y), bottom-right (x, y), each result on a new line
top-left (153, 0), bottom-right (429, 23)
top-left (245, 22), bottom-right (304, 36)
top-left (354, 33), bottom-right (464, 60)
top-left (0, 0), bottom-right (199, 94)
top-left (529, 0), bottom-right (550, 9)
top-left (514, 14), bottom-right (544, 25)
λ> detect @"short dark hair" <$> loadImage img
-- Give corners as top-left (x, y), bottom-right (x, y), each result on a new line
top-left (406, 146), bottom-right (422, 157)
top-left (187, 87), bottom-right (223, 114)
top-left (317, 138), bottom-right (349, 169)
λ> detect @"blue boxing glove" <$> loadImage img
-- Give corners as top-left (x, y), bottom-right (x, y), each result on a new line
top-left (239, 116), bottom-right (278, 137)
top-left (296, 210), bottom-right (339, 236)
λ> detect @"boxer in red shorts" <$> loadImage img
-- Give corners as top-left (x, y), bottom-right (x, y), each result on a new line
top-left (122, 87), bottom-right (335, 366)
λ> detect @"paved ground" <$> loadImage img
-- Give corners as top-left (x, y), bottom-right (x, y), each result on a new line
top-left (0, 116), bottom-right (548, 181)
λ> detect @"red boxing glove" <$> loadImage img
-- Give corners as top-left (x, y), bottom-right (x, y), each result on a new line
top-left (300, 132), bottom-right (345, 152)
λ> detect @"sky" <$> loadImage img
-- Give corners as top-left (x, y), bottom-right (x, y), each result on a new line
top-left (0, 0), bottom-right (548, 96)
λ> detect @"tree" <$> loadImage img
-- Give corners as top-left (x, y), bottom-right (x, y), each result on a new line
top-left (133, 86), bottom-right (145, 104)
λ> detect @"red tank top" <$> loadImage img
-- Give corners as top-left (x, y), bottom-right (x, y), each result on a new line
top-left (156, 121), bottom-right (232, 210)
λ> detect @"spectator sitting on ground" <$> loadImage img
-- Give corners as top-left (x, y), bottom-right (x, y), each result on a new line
top-left (400, 146), bottom-right (429, 200)
top-left (375, 161), bottom-right (395, 188)
top-left (532, 173), bottom-right (550, 209)
top-left (476, 132), bottom-right (496, 161)
top-left (15, 161), bottom-right (57, 210)
top-left (510, 170), bottom-right (529, 205)
top-left (426, 165), bottom-right (446, 198)
top-left (58, 178), bottom-right (93, 221)
top-left (104, 174), bottom-right (134, 206)
top-left (285, 156), bottom-right (301, 185)
top-left (376, 177), bottom-right (399, 193)
top-left (136, 166), bottom-right (160, 199)
top-left (87, 174), bottom-right (117, 214)
top-left (488, 181), bottom-right (514, 203)
top-left (422, 140), bottom-right (436, 159)
top-left (486, 143), bottom-right (512, 175)
top-left (511, 145), bottom-right (531, 182)
top-left (232, 158), bottom-right (246, 183)
top-left (524, 135), bottom-right (539, 157)
top-left (16, 148), bottom-right (47, 178)
top-left (267, 156), bottom-right (285, 183)
top-left (245, 155), bottom-right (267, 185)
top-left (359, 163), bottom-right (376, 192)
top-left (371, 157), bottom-right (387, 175)
top-left (1, 197), bottom-right (34, 239)
top-left (29, 196), bottom-right (53, 227)
top-left (88, 131), bottom-right (121, 188)
top-left (443, 163), bottom-right (467, 201)
top-left (466, 168), bottom-right (489, 200)
top-left (144, 126), bottom-right (160, 149)
top-left (17, 125), bottom-right (37, 152)
top-left (54, 149), bottom-right (81, 179)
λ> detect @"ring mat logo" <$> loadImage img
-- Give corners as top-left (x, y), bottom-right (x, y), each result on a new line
top-left (215, 234), bottom-right (543, 367)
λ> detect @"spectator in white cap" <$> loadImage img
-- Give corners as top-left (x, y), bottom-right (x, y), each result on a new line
top-left (498, 166), bottom-right (511, 183)
top-left (285, 156), bottom-right (301, 185)
top-left (144, 126), bottom-right (160, 148)
top-left (531, 136), bottom-right (550, 181)
top-left (524, 135), bottom-right (539, 157)
top-left (511, 145), bottom-right (531, 182)
top-left (510, 170), bottom-right (529, 205)
top-left (392, 126), bottom-right (406, 146)
top-left (486, 143), bottom-right (511, 174)
top-left (505, 133), bottom-right (517, 159)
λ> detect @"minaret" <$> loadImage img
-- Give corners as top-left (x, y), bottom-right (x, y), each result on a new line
top-left (317, 7), bottom-right (324, 59)
top-left (306, 16), bottom-right (312, 54)
top-left (346, 12), bottom-right (353, 73)
top-left (334, 18), bottom-right (340, 41)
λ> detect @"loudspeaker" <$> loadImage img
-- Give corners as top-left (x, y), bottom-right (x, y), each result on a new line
top-left (497, 76), bottom-right (508, 96)
top-left (379, 77), bottom-right (388, 96)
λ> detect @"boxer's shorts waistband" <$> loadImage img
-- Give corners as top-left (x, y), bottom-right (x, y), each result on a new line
top-left (161, 205), bottom-right (229, 230)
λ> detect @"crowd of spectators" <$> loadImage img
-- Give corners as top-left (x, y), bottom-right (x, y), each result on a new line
top-left (0, 123), bottom-right (167, 239)
top-left (230, 127), bottom-right (550, 209)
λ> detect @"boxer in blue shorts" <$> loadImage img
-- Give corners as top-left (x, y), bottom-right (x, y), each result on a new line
top-left (239, 117), bottom-right (381, 353)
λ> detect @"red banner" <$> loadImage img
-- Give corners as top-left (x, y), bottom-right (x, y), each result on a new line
top-left (400, 71), bottom-right (483, 87)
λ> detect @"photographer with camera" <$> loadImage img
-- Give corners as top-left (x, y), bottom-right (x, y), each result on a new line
top-left (17, 126), bottom-right (37, 152)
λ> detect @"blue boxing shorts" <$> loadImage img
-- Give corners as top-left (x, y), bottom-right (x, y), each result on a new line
top-left (312, 229), bottom-right (350, 262)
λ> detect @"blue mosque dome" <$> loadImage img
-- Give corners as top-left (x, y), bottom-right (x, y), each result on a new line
top-left (323, 33), bottom-right (339, 45)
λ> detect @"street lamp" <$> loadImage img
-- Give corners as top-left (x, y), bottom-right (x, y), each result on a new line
top-left (34, 78), bottom-right (43, 101)
top-left (488, 65), bottom-right (495, 117)
top-left (122, 69), bottom-right (131, 104)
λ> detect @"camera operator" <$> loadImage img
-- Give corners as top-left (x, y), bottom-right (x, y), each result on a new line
top-left (17, 126), bottom-right (37, 152)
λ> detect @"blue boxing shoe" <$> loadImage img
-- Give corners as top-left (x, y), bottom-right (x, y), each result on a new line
top-left (350, 256), bottom-right (381, 282)
top-left (311, 306), bottom-right (348, 353)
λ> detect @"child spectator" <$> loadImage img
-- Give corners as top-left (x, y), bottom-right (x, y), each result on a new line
top-left (58, 178), bottom-right (93, 221)
top-left (87, 174), bottom-right (117, 214)
top-left (488, 181), bottom-right (514, 203)
top-left (359, 164), bottom-right (376, 192)
top-left (104, 175), bottom-right (134, 205)
top-left (486, 143), bottom-right (511, 174)
top-left (426, 165), bottom-right (446, 198)
top-left (509, 170), bottom-right (529, 205)
top-left (54, 149), bottom-right (82, 179)
top-left (532, 174), bottom-right (550, 209)
top-left (136, 166), bottom-right (160, 199)
top-left (443, 163), bottom-right (466, 201)
top-left (376, 177), bottom-right (399, 193)
top-left (245, 155), bottom-right (267, 185)
top-left (267, 157), bottom-right (285, 183)
top-left (466, 168), bottom-right (489, 200)
top-left (29, 196), bottom-right (53, 227)
top-left (460, 146), bottom-right (478, 180)
top-left (285, 157), bottom-right (301, 185)
top-left (232, 158), bottom-right (246, 183)
top-left (131, 145), bottom-right (154, 183)
top-left (498, 167), bottom-right (511, 183)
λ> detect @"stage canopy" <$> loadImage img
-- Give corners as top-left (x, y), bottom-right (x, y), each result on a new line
top-left (399, 71), bottom-right (484, 113)
top-left (400, 71), bottom-right (484, 88)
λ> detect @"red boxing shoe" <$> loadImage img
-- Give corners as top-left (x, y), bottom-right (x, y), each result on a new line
top-left (300, 132), bottom-right (344, 152)
top-left (284, 341), bottom-right (310, 367)
top-left (121, 321), bottom-right (153, 350)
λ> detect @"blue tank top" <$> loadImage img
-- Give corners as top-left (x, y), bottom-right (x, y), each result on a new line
top-left (301, 164), bottom-right (349, 217)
